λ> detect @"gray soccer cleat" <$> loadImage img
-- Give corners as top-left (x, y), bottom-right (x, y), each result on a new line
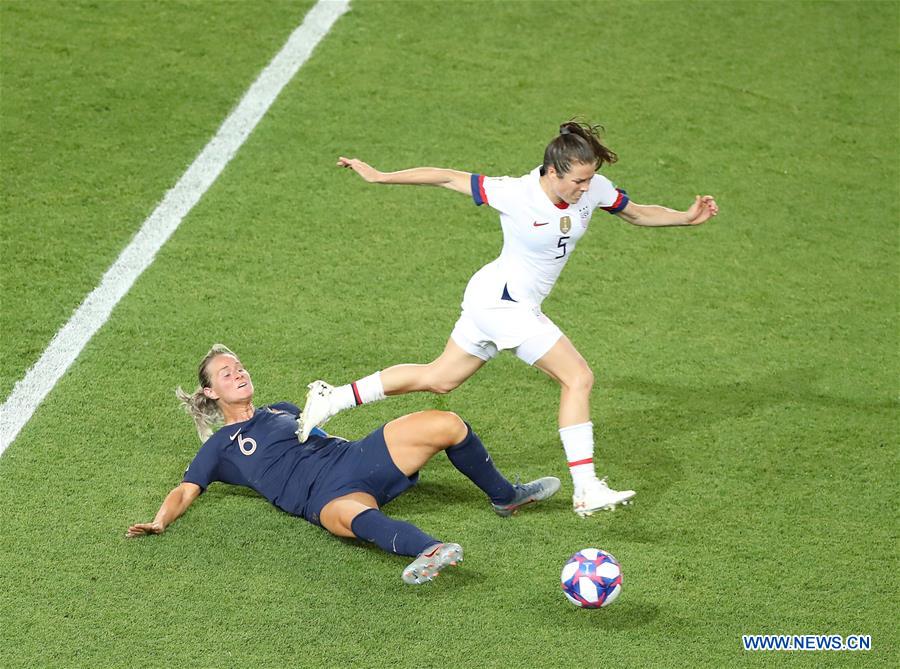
top-left (492, 476), bottom-right (561, 517)
top-left (401, 543), bottom-right (463, 585)
top-left (296, 380), bottom-right (337, 442)
top-left (572, 477), bottom-right (636, 517)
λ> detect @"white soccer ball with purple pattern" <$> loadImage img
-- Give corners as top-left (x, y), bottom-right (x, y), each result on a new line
top-left (560, 548), bottom-right (622, 608)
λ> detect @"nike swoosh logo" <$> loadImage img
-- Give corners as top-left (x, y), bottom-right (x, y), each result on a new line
top-left (532, 221), bottom-right (549, 227)
top-left (229, 429), bottom-right (241, 441)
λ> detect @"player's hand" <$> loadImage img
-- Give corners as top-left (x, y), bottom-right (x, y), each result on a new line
top-left (337, 156), bottom-right (384, 183)
top-left (684, 195), bottom-right (719, 226)
top-left (125, 521), bottom-right (164, 538)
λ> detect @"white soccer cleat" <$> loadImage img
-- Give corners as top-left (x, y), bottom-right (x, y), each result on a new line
top-left (296, 380), bottom-right (338, 442)
top-left (572, 477), bottom-right (636, 517)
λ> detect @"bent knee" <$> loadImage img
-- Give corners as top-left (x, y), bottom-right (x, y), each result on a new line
top-left (422, 363), bottom-right (464, 394)
top-left (562, 365), bottom-right (594, 394)
top-left (422, 410), bottom-right (468, 445)
top-left (426, 377), bottom-right (462, 395)
top-left (319, 496), bottom-right (377, 538)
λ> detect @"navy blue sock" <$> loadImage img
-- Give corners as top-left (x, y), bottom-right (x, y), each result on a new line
top-left (350, 508), bottom-right (441, 557)
top-left (446, 424), bottom-right (516, 505)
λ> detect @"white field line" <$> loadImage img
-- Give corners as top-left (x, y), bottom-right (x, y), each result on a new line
top-left (0, 0), bottom-right (350, 456)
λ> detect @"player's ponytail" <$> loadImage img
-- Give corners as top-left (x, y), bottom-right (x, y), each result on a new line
top-left (541, 119), bottom-right (618, 177)
top-left (176, 343), bottom-right (233, 442)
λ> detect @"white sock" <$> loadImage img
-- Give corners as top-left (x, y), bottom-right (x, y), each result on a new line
top-left (330, 385), bottom-right (357, 413)
top-left (559, 421), bottom-right (597, 490)
top-left (333, 371), bottom-right (385, 412)
top-left (355, 371), bottom-right (386, 404)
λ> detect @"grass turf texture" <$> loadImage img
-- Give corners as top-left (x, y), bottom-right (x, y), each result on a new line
top-left (1, 0), bottom-right (897, 667)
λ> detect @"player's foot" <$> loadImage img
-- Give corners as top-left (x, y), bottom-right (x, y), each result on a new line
top-left (572, 477), bottom-right (635, 517)
top-left (492, 476), bottom-right (561, 517)
top-left (296, 380), bottom-right (338, 442)
top-left (401, 542), bottom-right (463, 585)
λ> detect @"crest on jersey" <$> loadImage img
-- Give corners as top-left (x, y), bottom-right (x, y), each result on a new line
top-left (559, 216), bottom-right (572, 234)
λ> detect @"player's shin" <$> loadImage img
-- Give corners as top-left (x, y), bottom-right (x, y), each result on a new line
top-left (335, 371), bottom-right (386, 411)
top-left (560, 421), bottom-right (598, 488)
top-left (445, 424), bottom-right (516, 505)
top-left (349, 508), bottom-right (439, 557)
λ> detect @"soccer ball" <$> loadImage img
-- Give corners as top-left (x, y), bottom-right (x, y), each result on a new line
top-left (560, 548), bottom-right (622, 608)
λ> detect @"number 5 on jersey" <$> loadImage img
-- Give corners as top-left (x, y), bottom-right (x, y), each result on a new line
top-left (555, 235), bottom-right (571, 260)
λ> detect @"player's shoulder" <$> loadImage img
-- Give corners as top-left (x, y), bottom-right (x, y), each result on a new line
top-left (481, 170), bottom-right (532, 203)
top-left (586, 172), bottom-right (623, 208)
top-left (203, 425), bottom-right (233, 449)
top-left (482, 169), bottom-right (530, 186)
top-left (266, 401), bottom-right (300, 417)
top-left (590, 172), bottom-right (616, 190)
top-left (519, 166), bottom-right (549, 192)
top-left (521, 166), bottom-right (542, 185)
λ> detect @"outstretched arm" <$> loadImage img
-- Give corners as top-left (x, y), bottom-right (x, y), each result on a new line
top-left (616, 195), bottom-right (719, 227)
top-left (337, 156), bottom-right (473, 196)
top-left (125, 482), bottom-right (202, 537)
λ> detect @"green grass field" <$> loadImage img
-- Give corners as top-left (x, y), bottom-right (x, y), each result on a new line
top-left (1, 0), bottom-right (897, 667)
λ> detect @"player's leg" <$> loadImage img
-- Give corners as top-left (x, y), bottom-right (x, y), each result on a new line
top-left (532, 335), bottom-right (593, 427)
top-left (532, 336), bottom-right (635, 516)
top-left (318, 492), bottom-right (461, 585)
top-left (382, 337), bottom-right (487, 395)
top-left (297, 338), bottom-right (486, 441)
top-left (383, 410), bottom-right (560, 515)
top-left (383, 409), bottom-right (471, 474)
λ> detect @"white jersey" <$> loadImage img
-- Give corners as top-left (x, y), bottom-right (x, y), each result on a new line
top-left (465, 167), bottom-right (628, 307)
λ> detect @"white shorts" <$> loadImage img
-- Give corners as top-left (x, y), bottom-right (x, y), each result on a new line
top-left (450, 302), bottom-right (563, 365)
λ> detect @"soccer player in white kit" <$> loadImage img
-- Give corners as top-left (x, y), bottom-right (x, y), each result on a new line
top-left (298, 121), bottom-right (719, 517)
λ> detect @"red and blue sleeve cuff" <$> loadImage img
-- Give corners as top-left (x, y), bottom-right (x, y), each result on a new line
top-left (601, 188), bottom-right (629, 214)
top-left (471, 173), bottom-right (488, 206)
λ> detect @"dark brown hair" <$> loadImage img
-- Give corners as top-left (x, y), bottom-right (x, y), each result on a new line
top-left (540, 120), bottom-right (618, 176)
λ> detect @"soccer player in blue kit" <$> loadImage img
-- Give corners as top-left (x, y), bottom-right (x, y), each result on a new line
top-left (298, 120), bottom-right (719, 517)
top-left (126, 345), bottom-right (560, 585)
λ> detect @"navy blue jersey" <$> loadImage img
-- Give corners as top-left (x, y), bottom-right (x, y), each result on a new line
top-left (183, 402), bottom-right (343, 516)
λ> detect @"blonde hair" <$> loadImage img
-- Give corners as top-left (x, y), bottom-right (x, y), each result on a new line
top-left (176, 343), bottom-right (236, 442)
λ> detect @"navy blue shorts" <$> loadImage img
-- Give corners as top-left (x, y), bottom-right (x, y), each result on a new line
top-left (303, 425), bottom-right (419, 526)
